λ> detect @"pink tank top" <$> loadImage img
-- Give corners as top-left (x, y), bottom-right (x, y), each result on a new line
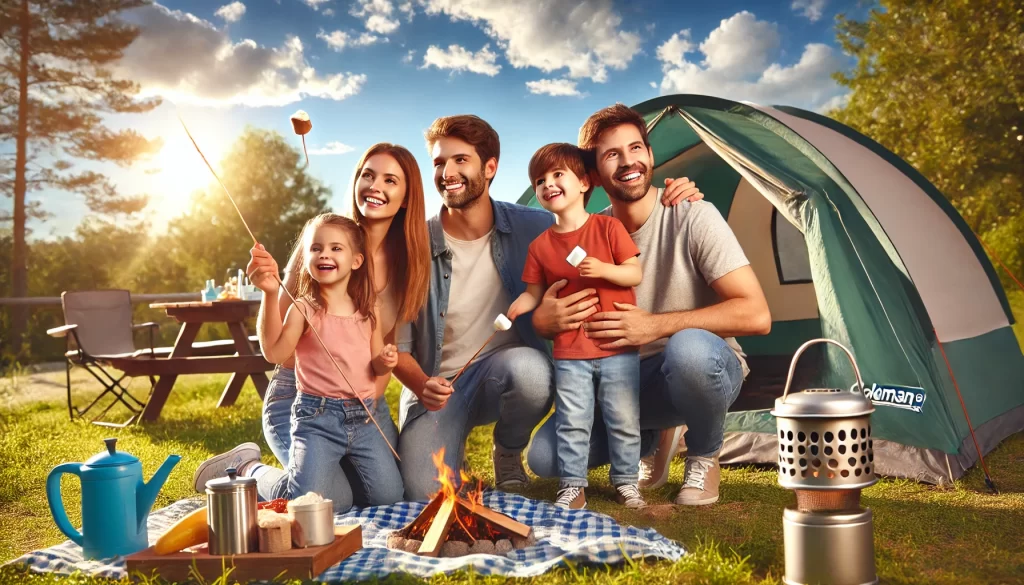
top-left (294, 306), bottom-right (376, 400)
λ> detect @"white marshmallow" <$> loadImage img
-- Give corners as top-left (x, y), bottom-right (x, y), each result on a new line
top-left (493, 314), bottom-right (512, 331)
top-left (566, 246), bottom-right (587, 268)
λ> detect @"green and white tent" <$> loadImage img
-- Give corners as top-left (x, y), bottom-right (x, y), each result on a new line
top-left (517, 94), bottom-right (1024, 485)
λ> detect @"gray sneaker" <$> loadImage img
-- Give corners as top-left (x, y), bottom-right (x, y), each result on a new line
top-left (192, 442), bottom-right (261, 492)
top-left (673, 455), bottom-right (720, 506)
top-left (615, 484), bottom-right (648, 509)
top-left (493, 444), bottom-right (528, 489)
top-left (639, 425), bottom-right (685, 489)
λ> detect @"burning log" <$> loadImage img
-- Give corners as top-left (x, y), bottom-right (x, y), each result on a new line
top-left (388, 494), bottom-right (535, 557)
top-left (387, 449), bottom-right (535, 557)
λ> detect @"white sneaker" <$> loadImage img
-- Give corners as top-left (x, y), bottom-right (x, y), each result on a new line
top-left (638, 425), bottom-right (685, 489)
top-left (192, 442), bottom-right (261, 492)
top-left (615, 484), bottom-right (648, 509)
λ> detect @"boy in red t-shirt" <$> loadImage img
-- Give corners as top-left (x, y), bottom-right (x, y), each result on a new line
top-left (507, 143), bottom-right (645, 510)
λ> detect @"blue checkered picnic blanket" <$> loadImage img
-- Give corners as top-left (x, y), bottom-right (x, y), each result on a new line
top-left (8, 490), bottom-right (685, 580)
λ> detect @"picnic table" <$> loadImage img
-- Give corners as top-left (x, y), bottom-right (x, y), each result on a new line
top-left (129, 300), bottom-right (272, 421)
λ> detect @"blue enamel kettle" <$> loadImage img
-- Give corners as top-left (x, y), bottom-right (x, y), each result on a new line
top-left (46, 438), bottom-right (181, 559)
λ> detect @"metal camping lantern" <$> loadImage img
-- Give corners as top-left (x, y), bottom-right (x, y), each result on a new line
top-left (771, 339), bottom-right (878, 585)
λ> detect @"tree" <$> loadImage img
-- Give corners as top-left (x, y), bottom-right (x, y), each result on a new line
top-left (831, 0), bottom-right (1024, 289)
top-left (164, 127), bottom-right (331, 291)
top-left (0, 0), bottom-right (161, 357)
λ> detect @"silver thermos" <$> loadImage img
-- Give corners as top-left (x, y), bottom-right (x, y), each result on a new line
top-left (205, 467), bottom-right (258, 555)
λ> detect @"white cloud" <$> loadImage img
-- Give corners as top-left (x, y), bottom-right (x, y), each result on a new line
top-left (118, 3), bottom-right (366, 107)
top-left (355, 32), bottom-right (380, 45)
top-left (308, 141), bottom-right (355, 155)
top-left (399, 1), bottom-right (415, 21)
top-left (526, 78), bottom-right (581, 97)
top-left (419, 0), bottom-right (641, 83)
top-left (402, 49), bottom-right (416, 63)
top-left (214, 1), bottom-right (245, 23)
top-left (817, 92), bottom-right (850, 113)
top-left (323, 7), bottom-right (335, 16)
top-left (317, 29), bottom-right (380, 51)
top-left (649, 81), bottom-right (656, 89)
top-left (656, 11), bottom-right (848, 111)
top-left (422, 44), bottom-right (500, 76)
top-left (656, 30), bottom-right (694, 68)
top-left (351, 0), bottom-right (400, 34)
top-left (699, 11), bottom-right (779, 77)
top-left (303, 0), bottom-right (331, 10)
top-left (792, 0), bottom-right (827, 22)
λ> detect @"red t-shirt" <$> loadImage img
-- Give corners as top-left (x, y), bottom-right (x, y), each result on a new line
top-left (522, 214), bottom-right (640, 360)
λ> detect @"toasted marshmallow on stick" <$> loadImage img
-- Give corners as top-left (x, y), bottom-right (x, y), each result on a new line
top-left (494, 313), bottom-right (512, 331)
top-left (289, 110), bottom-right (312, 168)
top-left (290, 110), bottom-right (312, 135)
top-left (566, 246), bottom-right (587, 268)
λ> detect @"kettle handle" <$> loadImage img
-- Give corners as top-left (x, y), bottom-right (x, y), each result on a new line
top-left (781, 338), bottom-right (865, 403)
top-left (46, 463), bottom-right (84, 546)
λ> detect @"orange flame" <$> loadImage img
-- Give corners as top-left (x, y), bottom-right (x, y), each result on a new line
top-left (432, 448), bottom-right (457, 501)
top-left (419, 448), bottom-right (507, 543)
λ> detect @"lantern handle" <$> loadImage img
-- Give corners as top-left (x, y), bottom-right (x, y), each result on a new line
top-left (781, 338), bottom-right (865, 403)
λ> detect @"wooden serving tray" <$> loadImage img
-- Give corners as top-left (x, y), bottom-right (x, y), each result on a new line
top-left (126, 525), bottom-right (361, 583)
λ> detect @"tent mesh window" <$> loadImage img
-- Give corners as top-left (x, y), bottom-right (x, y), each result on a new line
top-left (771, 209), bottom-right (813, 284)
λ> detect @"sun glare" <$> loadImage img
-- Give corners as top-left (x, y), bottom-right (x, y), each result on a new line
top-left (151, 128), bottom-right (228, 221)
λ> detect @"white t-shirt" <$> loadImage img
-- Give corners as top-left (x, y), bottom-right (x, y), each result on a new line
top-left (603, 193), bottom-right (751, 376)
top-left (438, 227), bottom-right (519, 378)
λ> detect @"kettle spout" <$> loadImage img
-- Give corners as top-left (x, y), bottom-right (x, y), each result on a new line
top-left (137, 454), bottom-right (182, 531)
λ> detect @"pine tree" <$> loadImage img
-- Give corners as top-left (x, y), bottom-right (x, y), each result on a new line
top-left (0, 0), bottom-right (161, 356)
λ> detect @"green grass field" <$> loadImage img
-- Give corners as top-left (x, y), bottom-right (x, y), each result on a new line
top-left (1, 372), bottom-right (1022, 585)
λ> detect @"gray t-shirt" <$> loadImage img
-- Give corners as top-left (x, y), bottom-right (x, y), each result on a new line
top-left (602, 191), bottom-right (750, 376)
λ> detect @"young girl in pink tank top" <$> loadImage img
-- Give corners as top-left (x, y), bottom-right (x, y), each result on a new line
top-left (193, 213), bottom-right (404, 514)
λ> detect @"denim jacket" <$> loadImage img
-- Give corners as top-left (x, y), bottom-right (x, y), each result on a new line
top-left (396, 198), bottom-right (554, 380)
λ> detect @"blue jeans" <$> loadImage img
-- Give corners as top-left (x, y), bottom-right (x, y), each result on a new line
top-left (398, 346), bottom-right (554, 501)
top-left (555, 352), bottom-right (640, 488)
top-left (527, 329), bottom-right (744, 477)
top-left (262, 366), bottom-right (297, 467)
top-left (256, 392), bottom-right (404, 514)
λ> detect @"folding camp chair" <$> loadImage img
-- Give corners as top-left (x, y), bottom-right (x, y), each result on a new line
top-left (46, 290), bottom-right (161, 427)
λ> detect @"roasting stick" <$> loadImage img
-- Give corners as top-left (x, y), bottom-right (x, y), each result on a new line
top-left (290, 110), bottom-right (311, 169)
top-left (178, 114), bottom-right (399, 461)
top-left (449, 314), bottom-right (512, 386)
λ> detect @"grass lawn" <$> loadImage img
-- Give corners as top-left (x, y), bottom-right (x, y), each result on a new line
top-left (0, 372), bottom-right (1022, 584)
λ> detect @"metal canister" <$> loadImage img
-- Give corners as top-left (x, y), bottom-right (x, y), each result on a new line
top-left (783, 508), bottom-right (877, 585)
top-left (287, 499), bottom-right (334, 547)
top-left (205, 468), bottom-right (258, 555)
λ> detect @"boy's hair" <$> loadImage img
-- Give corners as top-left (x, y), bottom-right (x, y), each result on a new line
top-left (528, 143), bottom-right (594, 205)
top-left (577, 103), bottom-right (650, 153)
top-left (294, 213), bottom-right (377, 331)
top-left (424, 115), bottom-right (500, 184)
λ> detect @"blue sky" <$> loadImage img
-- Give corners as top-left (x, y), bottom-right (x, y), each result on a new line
top-left (34, 0), bottom-right (868, 238)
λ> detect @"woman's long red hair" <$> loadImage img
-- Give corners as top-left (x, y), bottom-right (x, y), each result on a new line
top-left (349, 143), bottom-right (430, 324)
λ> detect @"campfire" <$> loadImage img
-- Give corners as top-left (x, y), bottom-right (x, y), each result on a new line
top-left (387, 449), bottom-right (536, 557)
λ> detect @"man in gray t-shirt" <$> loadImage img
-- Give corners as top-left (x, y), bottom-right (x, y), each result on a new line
top-left (528, 103), bottom-right (771, 506)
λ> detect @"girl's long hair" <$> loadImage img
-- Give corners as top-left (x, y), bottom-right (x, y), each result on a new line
top-left (294, 213), bottom-right (377, 331)
top-left (349, 143), bottom-right (430, 324)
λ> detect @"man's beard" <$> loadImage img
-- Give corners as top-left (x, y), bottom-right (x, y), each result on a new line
top-left (603, 162), bottom-right (652, 203)
top-left (438, 171), bottom-right (487, 209)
